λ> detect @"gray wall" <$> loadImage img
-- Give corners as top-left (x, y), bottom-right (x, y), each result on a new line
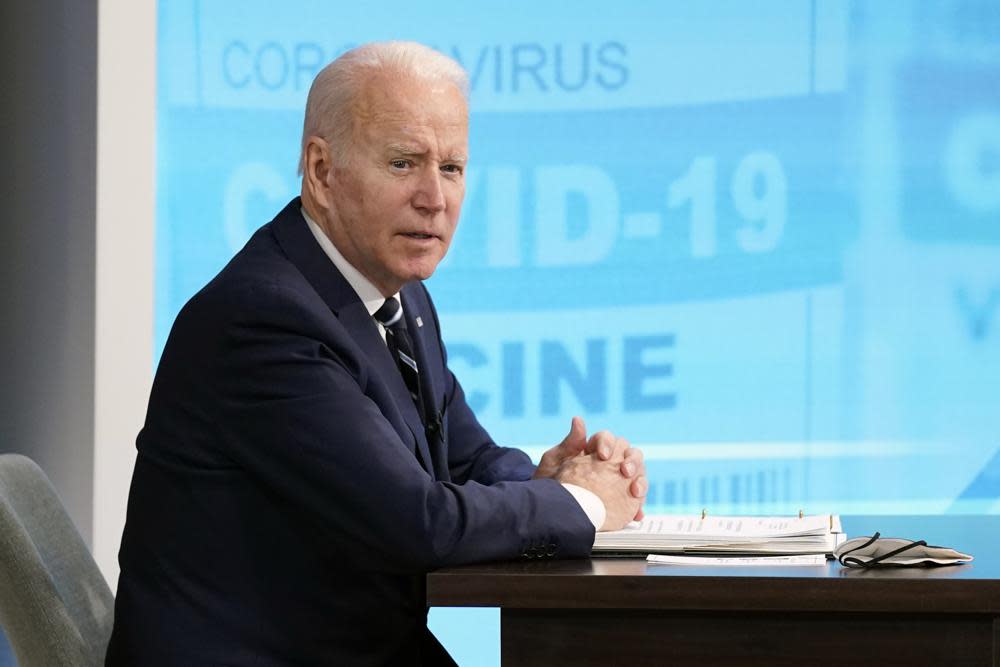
top-left (1, 2), bottom-right (99, 661)
top-left (1, 0), bottom-right (98, 545)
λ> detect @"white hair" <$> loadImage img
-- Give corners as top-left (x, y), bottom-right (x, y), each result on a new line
top-left (298, 41), bottom-right (470, 174)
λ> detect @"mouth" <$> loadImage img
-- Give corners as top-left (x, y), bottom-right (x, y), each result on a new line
top-left (400, 232), bottom-right (439, 241)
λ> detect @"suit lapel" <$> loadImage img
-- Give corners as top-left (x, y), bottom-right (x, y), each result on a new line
top-left (270, 199), bottom-right (435, 476)
top-left (401, 287), bottom-right (450, 481)
top-left (338, 302), bottom-right (436, 476)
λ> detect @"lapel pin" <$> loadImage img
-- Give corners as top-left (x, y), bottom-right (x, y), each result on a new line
top-left (415, 316), bottom-right (423, 328)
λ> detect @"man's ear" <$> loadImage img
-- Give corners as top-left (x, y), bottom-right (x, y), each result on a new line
top-left (302, 137), bottom-right (333, 209)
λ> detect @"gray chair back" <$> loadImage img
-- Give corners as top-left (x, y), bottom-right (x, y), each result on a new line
top-left (0, 454), bottom-right (114, 666)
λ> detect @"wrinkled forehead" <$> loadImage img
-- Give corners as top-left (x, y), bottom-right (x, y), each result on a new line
top-left (351, 71), bottom-right (468, 141)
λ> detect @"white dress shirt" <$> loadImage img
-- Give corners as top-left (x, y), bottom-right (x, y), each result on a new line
top-left (301, 207), bottom-right (606, 532)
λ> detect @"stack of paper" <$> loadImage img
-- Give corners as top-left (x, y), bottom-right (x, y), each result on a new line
top-left (593, 514), bottom-right (846, 556)
top-left (646, 554), bottom-right (829, 566)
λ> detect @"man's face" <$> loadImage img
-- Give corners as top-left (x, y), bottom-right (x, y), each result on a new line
top-left (321, 73), bottom-right (468, 296)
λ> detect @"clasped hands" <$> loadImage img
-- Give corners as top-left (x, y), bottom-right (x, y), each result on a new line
top-left (532, 416), bottom-right (647, 531)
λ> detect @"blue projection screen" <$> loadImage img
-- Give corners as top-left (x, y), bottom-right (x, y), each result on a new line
top-left (156, 1), bottom-right (999, 661)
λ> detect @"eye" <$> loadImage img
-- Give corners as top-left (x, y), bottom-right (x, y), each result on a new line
top-left (390, 159), bottom-right (411, 170)
top-left (441, 163), bottom-right (464, 176)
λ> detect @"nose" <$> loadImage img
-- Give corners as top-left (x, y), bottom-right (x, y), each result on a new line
top-left (412, 166), bottom-right (446, 215)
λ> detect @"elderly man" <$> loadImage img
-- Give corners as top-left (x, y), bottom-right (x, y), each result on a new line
top-left (106, 42), bottom-right (647, 666)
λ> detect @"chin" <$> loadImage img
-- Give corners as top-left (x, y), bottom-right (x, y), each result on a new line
top-left (402, 258), bottom-right (444, 283)
top-left (413, 271), bottom-right (440, 286)
top-left (408, 267), bottom-right (438, 282)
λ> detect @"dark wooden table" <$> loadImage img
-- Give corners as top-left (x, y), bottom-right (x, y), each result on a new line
top-left (427, 516), bottom-right (1000, 666)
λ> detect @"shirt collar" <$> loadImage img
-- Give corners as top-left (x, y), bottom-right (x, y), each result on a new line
top-left (301, 206), bottom-right (400, 317)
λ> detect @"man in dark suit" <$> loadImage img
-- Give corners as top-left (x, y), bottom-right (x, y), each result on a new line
top-left (106, 42), bottom-right (647, 666)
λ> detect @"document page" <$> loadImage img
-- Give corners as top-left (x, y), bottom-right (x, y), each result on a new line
top-left (647, 554), bottom-right (828, 566)
top-left (634, 515), bottom-right (837, 538)
top-left (593, 514), bottom-right (845, 555)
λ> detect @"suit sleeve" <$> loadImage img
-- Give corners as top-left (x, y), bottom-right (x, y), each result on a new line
top-left (201, 281), bottom-right (594, 575)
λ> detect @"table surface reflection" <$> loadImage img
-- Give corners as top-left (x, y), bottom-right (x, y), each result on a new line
top-left (427, 515), bottom-right (1000, 613)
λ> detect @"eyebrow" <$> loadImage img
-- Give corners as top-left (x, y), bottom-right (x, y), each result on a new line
top-left (386, 143), bottom-right (467, 164)
top-left (387, 143), bottom-right (423, 156)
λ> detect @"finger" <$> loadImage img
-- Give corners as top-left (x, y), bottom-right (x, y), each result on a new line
top-left (588, 430), bottom-right (622, 460)
top-left (533, 417), bottom-right (588, 480)
top-left (559, 416), bottom-right (588, 455)
top-left (620, 447), bottom-right (644, 478)
top-left (623, 446), bottom-right (643, 467)
top-left (614, 435), bottom-right (630, 457)
top-left (586, 430), bottom-right (608, 459)
top-left (629, 475), bottom-right (648, 499)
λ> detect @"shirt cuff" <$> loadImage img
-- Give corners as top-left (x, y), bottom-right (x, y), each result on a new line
top-left (560, 483), bottom-right (606, 531)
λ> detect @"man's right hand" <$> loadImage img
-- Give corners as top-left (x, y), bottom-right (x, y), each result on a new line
top-left (554, 452), bottom-right (646, 531)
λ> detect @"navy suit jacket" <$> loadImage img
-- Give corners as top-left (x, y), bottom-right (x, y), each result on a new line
top-left (105, 200), bottom-right (595, 666)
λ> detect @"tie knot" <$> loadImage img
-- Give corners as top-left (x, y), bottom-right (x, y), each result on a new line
top-left (373, 297), bottom-right (404, 329)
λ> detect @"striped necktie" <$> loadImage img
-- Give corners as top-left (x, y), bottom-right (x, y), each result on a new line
top-left (373, 297), bottom-right (424, 424)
